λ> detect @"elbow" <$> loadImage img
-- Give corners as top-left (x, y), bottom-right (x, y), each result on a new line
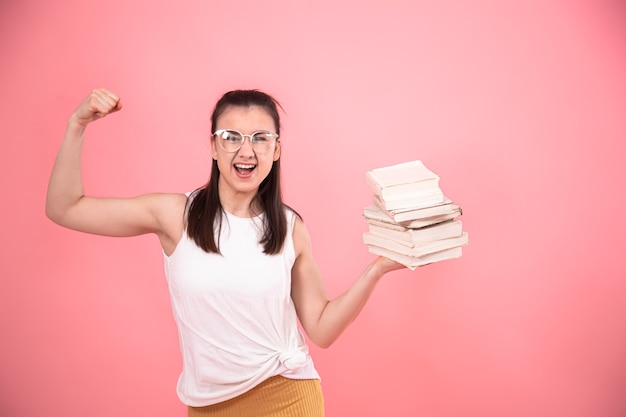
top-left (309, 334), bottom-right (336, 350)
top-left (45, 191), bottom-right (59, 223)
top-left (45, 193), bottom-right (82, 226)
top-left (45, 203), bottom-right (59, 224)
top-left (45, 200), bottom-right (69, 226)
top-left (45, 199), bottom-right (62, 224)
top-left (46, 210), bottom-right (65, 227)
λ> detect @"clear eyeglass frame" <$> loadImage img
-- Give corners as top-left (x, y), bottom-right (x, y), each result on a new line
top-left (213, 129), bottom-right (279, 153)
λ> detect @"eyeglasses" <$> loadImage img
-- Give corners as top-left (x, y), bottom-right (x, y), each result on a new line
top-left (213, 129), bottom-right (279, 153)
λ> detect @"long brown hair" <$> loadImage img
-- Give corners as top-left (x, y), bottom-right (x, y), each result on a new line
top-left (186, 90), bottom-right (290, 255)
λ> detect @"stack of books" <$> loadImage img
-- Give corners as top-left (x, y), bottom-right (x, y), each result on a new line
top-left (363, 160), bottom-right (468, 269)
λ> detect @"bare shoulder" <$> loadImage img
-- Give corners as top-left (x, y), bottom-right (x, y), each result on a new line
top-left (147, 192), bottom-right (187, 254)
top-left (292, 215), bottom-right (313, 259)
top-left (148, 192), bottom-right (188, 214)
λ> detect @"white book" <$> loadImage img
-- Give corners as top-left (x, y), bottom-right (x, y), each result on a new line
top-left (372, 196), bottom-right (462, 223)
top-left (366, 160), bottom-right (442, 201)
top-left (365, 213), bottom-right (460, 230)
top-left (363, 232), bottom-right (469, 258)
top-left (367, 246), bottom-right (463, 269)
top-left (377, 190), bottom-right (446, 211)
top-left (368, 220), bottom-right (463, 246)
top-left (364, 202), bottom-right (462, 228)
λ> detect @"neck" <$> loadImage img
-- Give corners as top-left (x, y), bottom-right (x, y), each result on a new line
top-left (218, 189), bottom-right (261, 218)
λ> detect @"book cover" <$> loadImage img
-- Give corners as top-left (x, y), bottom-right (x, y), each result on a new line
top-left (368, 219), bottom-right (463, 245)
top-left (367, 246), bottom-right (463, 269)
top-left (376, 190), bottom-right (446, 211)
top-left (365, 214), bottom-right (459, 230)
top-left (367, 198), bottom-right (462, 223)
top-left (366, 160), bottom-right (441, 200)
top-left (363, 232), bottom-right (469, 258)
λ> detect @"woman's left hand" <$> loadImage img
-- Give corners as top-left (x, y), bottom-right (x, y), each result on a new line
top-left (373, 256), bottom-right (408, 275)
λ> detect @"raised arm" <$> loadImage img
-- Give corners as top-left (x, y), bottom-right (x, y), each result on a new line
top-left (45, 89), bottom-right (185, 250)
top-left (290, 217), bottom-right (406, 348)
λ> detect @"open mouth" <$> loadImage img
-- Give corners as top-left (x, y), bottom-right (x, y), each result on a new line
top-left (234, 163), bottom-right (256, 175)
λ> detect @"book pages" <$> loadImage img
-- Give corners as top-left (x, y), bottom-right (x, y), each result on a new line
top-left (362, 160), bottom-right (468, 268)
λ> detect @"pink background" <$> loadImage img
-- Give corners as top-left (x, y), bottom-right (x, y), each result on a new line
top-left (2, 1), bottom-right (625, 416)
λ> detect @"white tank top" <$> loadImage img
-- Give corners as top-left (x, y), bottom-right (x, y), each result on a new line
top-left (163, 208), bottom-right (319, 407)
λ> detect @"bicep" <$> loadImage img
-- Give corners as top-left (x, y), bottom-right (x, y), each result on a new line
top-left (56, 193), bottom-right (183, 238)
top-left (290, 218), bottom-right (329, 335)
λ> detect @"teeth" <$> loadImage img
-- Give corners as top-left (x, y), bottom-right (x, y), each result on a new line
top-left (235, 164), bottom-right (255, 169)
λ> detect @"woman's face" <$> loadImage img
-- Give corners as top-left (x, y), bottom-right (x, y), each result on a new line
top-left (211, 105), bottom-right (281, 200)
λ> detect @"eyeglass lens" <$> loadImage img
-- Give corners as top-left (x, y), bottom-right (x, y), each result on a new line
top-left (217, 130), bottom-right (276, 152)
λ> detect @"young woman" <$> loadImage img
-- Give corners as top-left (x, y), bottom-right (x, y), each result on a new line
top-left (46, 88), bottom-right (405, 416)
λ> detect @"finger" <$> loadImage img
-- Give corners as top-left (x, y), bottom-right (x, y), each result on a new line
top-left (90, 89), bottom-right (121, 115)
top-left (105, 92), bottom-right (122, 113)
top-left (97, 87), bottom-right (119, 100)
top-left (374, 256), bottom-right (406, 274)
top-left (112, 99), bottom-right (123, 112)
top-left (97, 88), bottom-right (122, 108)
top-left (93, 89), bottom-right (117, 107)
top-left (93, 95), bottom-right (117, 114)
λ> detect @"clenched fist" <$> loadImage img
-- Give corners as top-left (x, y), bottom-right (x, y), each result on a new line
top-left (70, 88), bottom-right (122, 127)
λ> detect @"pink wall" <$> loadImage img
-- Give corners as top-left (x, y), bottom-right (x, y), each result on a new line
top-left (2, 1), bottom-right (625, 416)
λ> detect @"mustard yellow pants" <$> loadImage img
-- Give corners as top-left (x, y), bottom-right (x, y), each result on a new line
top-left (188, 376), bottom-right (324, 417)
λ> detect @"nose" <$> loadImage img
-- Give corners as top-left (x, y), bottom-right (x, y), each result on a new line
top-left (238, 135), bottom-right (255, 155)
